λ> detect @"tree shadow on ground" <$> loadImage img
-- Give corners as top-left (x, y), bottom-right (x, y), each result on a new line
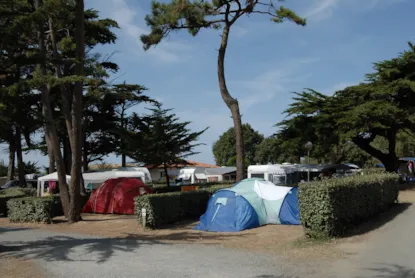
top-left (357, 263), bottom-right (415, 278)
top-left (123, 230), bottom-right (246, 244)
top-left (0, 234), bottom-right (150, 263)
top-left (343, 203), bottom-right (412, 237)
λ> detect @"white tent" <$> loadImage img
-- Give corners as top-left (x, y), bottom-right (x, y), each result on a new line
top-left (83, 170), bottom-right (146, 190)
top-left (37, 172), bottom-right (71, 196)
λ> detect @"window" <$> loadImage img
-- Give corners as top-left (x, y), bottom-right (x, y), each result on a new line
top-left (272, 175), bottom-right (286, 185)
top-left (251, 173), bottom-right (264, 179)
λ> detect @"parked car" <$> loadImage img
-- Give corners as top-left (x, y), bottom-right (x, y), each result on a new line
top-left (0, 179), bottom-right (37, 190)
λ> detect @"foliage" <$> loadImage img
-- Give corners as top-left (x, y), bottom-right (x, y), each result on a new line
top-left (298, 173), bottom-right (399, 238)
top-left (213, 123), bottom-right (264, 166)
top-left (278, 42), bottom-right (415, 170)
top-left (135, 184), bottom-right (231, 228)
top-left (151, 180), bottom-right (234, 194)
top-left (127, 103), bottom-right (208, 186)
top-left (0, 188), bottom-right (32, 216)
top-left (7, 196), bottom-right (57, 223)
top-left (254, 136), bottom-right (282, 164)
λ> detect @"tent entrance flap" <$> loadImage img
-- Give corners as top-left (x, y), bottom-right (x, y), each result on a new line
top-left (207, 204), bottom-right (222, 231)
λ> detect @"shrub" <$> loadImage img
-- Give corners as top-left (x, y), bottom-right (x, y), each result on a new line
top-left (7, 197), bottom-right (55, 223)
top-left (135, 184), bottom-right (231, 228)
top-left (6, 192), bottom-right (92, 223)
top-left (0, 188), bottom-right (30, 216)
top-left (299, 173), bottom-right (399, 238)
top-left (151, 181), bottom-right (234, 194)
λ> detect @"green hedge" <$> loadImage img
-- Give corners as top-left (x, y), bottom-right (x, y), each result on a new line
top-left (299, 173), bottom-right (399, 238)
top-left (135, 184), bottom-right (231, 228)
top-left (7, 197), bottom-right (56, 223)
top-left (0, 189), bottom-right (32, 216)
top-left (6, 192), bottom-right (91, 224)
top-left (151, 181), bottom-right (234, 194)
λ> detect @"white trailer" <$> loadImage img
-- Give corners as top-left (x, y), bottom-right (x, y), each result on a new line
top-left (175, 167), bottom-right (208, 185)
top-left (247, 164), bottom-right (299, 186)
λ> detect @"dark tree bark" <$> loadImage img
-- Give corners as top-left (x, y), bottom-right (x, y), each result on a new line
top-left (34, 0), bottom-right (71, 217)
top-left (63, 136), bottom-right (72, 173)
top-left (45, 133), bottom-right (55, 173)
top-left (7, 136), bottom-right (15, 181)
top-left (68, 0), bottom-right (85, 222)
top-left (352, 131), bottom-right (398, 172)
top-left (163, 162), bottom-right (170, 187)
top-left (15, 127), bottom-right (26, 187)
top-left (217, 22), bottom-right (244, 181)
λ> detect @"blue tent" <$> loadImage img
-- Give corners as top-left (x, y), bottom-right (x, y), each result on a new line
top-left (194, 178), bottom-right (301, 232)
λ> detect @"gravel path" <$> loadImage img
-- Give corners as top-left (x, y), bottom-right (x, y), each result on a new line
top-left (330, 203), bottom-right (415, 278)
top-left (0, 227), bottom-right (323, 278)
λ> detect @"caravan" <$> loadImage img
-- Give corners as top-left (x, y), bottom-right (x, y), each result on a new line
top-left (247, 164), bottom-right (300, 186)
top-left (175, 167), bottom-right (208, 185)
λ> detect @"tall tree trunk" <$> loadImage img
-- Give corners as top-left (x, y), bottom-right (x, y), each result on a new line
top-left (163, 163), bottom-right (170, 187)
top-left (217, 24), bottom-right (244, 181)
top-left (34, 0), bottom-right (71, 217)
top-left (120, 106), bottom-right (126, 167)
top-left (15, 127), bottom-right (26, 187)
top-left (68, 0), bottom-right (85, 222)
top-left (7, 138), bottom-right (15, 181)
top-left (49, 15), bottom-right (85, 198)
top-left (352, 133), bottom-right (398, 172)
top-left (45, 133), bottom-right (55, 173)
top-left (63, 136), bottom-right (72, 173)
top-left (122, 154), bottom-right (127, 168)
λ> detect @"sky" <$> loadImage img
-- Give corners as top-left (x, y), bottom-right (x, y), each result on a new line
top-left (2, 0), bottom-right (415, 168)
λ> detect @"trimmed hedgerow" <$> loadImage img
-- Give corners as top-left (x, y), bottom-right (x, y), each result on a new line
top-left (7, 197), bottom-right (55, 223)
top-left (151, 181), bottom-right (235, 194)
top-left (6, 192), bottom-right (92, 223)
top-left (135, 184), bottom-right (232, 228)
top-left (298, 173), bottom-right (399, 239)
top-left (0, 189), bottom-right (31, 217)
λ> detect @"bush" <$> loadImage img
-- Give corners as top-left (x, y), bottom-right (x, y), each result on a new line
top-left (0, 188), bottom-right (30, 216)
top-left (6, 192), bottom-right (92, 223)
top-left (7, 197), bottom-right (55, 223)
top-left (299, 173), bottom-right (399, 238)
top-left (151, 181), bottom-right (234, 194)
top-left (135, 184), bottom-right (231, 228)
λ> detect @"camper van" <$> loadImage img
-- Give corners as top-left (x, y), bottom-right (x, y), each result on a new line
top-left (175, 167), bottom-right (207, 185)
top-left (247, 164), bottom-right (300, 186)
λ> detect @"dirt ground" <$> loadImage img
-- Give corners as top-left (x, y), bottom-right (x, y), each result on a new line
top-left (0, 256), bottom-right (46, 278)
top-left (1, 188), bottom-right (414, 265)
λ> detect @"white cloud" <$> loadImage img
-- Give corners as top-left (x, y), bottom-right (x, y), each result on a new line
top-left (102, 0), bottom-right (192, 63)
top-left (304, 0), bottom-right (405, 22)
top-left (304, 0), bottom-right (339, 22)
top-left (230, 57), bottom-right (319, 110)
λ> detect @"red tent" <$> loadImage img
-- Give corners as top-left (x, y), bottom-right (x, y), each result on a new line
top-left (82, 178), bottom-right (152, 215)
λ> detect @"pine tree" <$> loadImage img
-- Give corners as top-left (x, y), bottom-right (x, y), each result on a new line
top-left (128, 104), bottom-right (208, 186)
top-left (140, 0), bottom-right (305, 181)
